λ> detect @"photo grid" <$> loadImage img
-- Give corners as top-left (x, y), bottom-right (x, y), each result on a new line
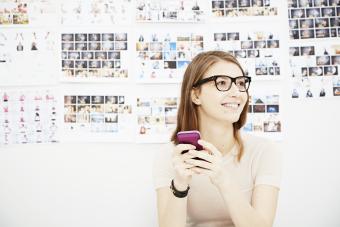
top-left (211, 31), bottom-right (281, 77)
top-left (211, 0), bottom-right (278, 17)
top-left (61, 33), bottom-right (128, 79)
top-left (0, 0), bottom-right (56, 26)
top-left (0, 30), bottom-right (58, 85)
top-left (333, 75), bottom-right (340, 95)
top-left (61, 0), bottom-right (133, 26)
top-left (64, 95), bottom-right (132, 135)
top-left (136, 32), bottom-right (204, 83)
top-left (288, 0), bottom-right (340, 39)
top-left (289, 43), bottom-right (340, 98)
top-left (136, 97), bottom-right (178, 142)
top-left (0, 1), bottom-right (29, 25)
top-left (243, 94), bottom-right (282, 134)
top-left (136, 0), bottom-right (204, 22)
top-left (0, 89), bottom-right (59, 145)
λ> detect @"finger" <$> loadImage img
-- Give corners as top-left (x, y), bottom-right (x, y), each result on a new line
top-left (185, 158), bottom-right (213, 170)
top-left (182, 163), bottom-right (196, 169)
top-left (188, 150), bottom-right (214, 163)
top-left (198, 139), bottom-right (222, 157)
top-left (191, 167), bottom-right (213, 176)
top-left (181, 150), bottom-right (197, 160)
top-left (191, 167), bottom-right (202, 174)
top-left (172, 152), bottom-right (196, 169)
top-left (173, 161), bottom-right (194, 171)
top-left (174, 144), bottom-right (196, 155)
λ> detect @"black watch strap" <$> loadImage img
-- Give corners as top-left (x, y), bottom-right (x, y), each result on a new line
top-left (170, 179), bottom-right (190, 198)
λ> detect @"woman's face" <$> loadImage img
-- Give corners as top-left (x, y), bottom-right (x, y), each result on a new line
top-left (192, 60), bottom-right (248, 124)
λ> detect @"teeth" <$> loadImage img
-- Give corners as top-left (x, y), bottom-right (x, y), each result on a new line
top-left (222, 103), bottom-right (239, 109)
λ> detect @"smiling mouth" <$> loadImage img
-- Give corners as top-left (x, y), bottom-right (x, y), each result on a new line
top-left (221, 103), bottom-right (240, 109)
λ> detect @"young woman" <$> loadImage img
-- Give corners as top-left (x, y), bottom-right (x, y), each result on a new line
top-left (153, 51), bottom-right (282, 227)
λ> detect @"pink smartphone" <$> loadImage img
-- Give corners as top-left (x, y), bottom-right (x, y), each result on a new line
top-left (176, 130), bottom-right (203, 154)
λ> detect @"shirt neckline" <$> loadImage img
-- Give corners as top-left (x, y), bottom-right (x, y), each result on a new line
top-left (222, 143), bottom-right (238, 160)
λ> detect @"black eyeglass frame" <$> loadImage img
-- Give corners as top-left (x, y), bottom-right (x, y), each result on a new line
top-left (193, 75), bottom-right (252, 92)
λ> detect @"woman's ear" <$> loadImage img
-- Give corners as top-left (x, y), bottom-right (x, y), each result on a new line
top-left (191, 89), bottom-right (201, 105)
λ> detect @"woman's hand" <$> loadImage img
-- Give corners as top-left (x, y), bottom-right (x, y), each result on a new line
top-left (172, 144), bottom-right (198, 190)
top-left (185, 139), bottom-right (232, 188)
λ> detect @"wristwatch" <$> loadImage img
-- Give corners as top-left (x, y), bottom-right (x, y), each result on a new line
top-left (170, 179), bottom-right (190, 198)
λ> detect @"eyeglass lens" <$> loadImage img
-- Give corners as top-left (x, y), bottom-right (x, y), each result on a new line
top-left (215, 76), bottom-right (249, 91)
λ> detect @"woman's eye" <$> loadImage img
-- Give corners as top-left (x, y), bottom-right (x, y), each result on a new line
top-left (217, 80), bottom-right (227, 85)
top-left (237, 80), bottom-right (246, 86)
top-left (238, 81), bottom-right (245, 86)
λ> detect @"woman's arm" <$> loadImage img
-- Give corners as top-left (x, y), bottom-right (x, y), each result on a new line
top-left (155, 144), bottom-right (198, 227)
top-left (156, 181), bottom-right (189, 227)
top-left (217, 181), bottom-right (279, 227)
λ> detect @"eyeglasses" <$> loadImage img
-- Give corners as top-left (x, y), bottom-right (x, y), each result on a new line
top-left (193, 75), bottom-right (251, 92)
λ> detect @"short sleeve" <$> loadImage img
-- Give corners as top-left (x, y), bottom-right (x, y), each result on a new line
top-left (152, 143), bottom-right (176, 190)
top-left (253, 140), bottom-right (282, 189)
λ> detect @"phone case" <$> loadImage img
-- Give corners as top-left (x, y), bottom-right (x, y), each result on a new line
top-left (176, 130), bottom-right (203, 151)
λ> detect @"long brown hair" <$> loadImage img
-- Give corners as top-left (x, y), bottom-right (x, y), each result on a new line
top-left (171, 51), bottom-right (249, 162)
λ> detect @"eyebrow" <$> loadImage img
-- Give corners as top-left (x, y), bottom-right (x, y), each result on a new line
top-left (204, 74), bottom-right (245, 78)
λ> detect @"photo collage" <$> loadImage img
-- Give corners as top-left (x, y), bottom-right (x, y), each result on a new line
top-left (0, 30), bottom-right (58, 86)
top-left (136, 97), bottom-right (178, 143)
top-left (289, 43), bottom-right (340, 98)
top-left (244, 94), bottom-right (282, 138)
top-left (333, 76), bottom-right (340, 95)
top-left (61, 33), bottom-right (128, 80)
top-left (63, 94), bottom-right (133, 141)
top-left (4, 0), bottom-right (339, 144)
top-left (61, 0), bottom-right (133, 26)
top-left (211, 0), bottom-right (278, 17)
top-left (0, 1), bottom-right (29, 25)
top-left (288, 0), bottom-right (340, 39)
top-left (288, 0), bottom-right (339, 99)
top-left (0, 89), bottom-right (59, 145)
top-left (211, 31), bottom-right (281, 78)
top-left (136, 32), bottom-right (204, 83)
top-left (0, 0), bottom-right (57, 26)
top-left (135, 0), bottom-right (204, 22)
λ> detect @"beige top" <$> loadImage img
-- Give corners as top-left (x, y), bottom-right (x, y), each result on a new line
top-left (153, 133), bottom-right (282, 227)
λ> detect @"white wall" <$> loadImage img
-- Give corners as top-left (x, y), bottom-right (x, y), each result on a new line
top-left (276, 99), bottom-right (340, 227)
top-left (0, 143), bottom-right (158, 227)
top-left (1, 99), bottom-right (340, 227)
top-left (1, 1), bottom-right (340, 226)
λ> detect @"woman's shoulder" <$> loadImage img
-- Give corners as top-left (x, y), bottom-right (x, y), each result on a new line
top-left (241, 133), bottom-right (283, 188)
top-left (241, 132), bottom-right (280, 156)
top-left (241, 132), bottom-right (272, 146)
